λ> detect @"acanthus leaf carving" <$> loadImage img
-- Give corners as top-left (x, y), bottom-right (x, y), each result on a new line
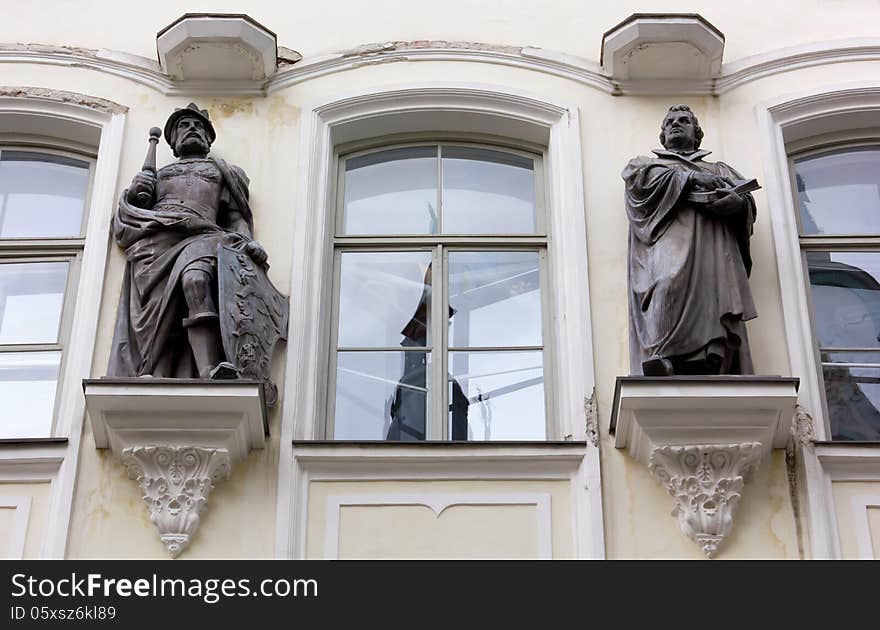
top-left (122, 446), bottom-right (231, 558)
top-left (648, 442), bottom-right (762, 558)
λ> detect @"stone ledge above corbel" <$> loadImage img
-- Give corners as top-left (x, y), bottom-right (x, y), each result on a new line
top-left (83, 378), bottom-right (267, 558)
top-left (610, 376), bottom-right (799, 557)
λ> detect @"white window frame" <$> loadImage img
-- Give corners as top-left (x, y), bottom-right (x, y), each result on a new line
top-left (758, 81), bottom-right (880, 559)
top-left (327, 140), bottom-right (553, 441)
top-left (276, 83), bottom-right (602, 559)
top-left (0, 92), bottom-right (125, 557)
top-left (0, 145), bottom-right (94, 438)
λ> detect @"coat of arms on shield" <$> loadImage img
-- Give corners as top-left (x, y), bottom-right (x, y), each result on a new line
top-left (218, 245), bottom-right (289, 406)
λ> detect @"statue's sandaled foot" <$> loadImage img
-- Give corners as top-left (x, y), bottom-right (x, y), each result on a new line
top-left (209, 362), bottom-right (238, 380)
top-left (643, 357), bottom-right (674, 376)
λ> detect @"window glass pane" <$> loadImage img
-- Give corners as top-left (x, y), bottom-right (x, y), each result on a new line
top-left (441, 146), bottom-right (536, 234)
top-left (343, 147), bottom-right (438, 235)
top-left (448, 251), bottom-right (542, 348)
top-left (338, 251), bottom-right (432, 348)
top-left (0, 151), bottom-right (89, 238)
top-left (795, 148), bottom-right (880, 235)
top-left (448, 350), bottom-right (544, 440)
top-left (334, 351), bottom-right (429, 440)
top-left (821, 350), bottom-right (880, 364)
top-left (0, 351), bottom-right (60, 438)
top-left (822, 365), bottom-right (880, 441)
top-left (0, 261), bottom-right (69, 344)
top-left (807, 251), bottom-right (880, 349)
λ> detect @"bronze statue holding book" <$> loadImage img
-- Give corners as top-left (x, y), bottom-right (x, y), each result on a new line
top-left (622, 104), bottom-right (760, 376)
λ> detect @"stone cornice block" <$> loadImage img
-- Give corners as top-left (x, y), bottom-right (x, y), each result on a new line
top-left (156, 13), bottom-right (277, 82)
top-left (84, 378), bottom-right (267, 459)
top-left (601, 13), bottom-right (725, 83)
top-left (611, 376), bottom-right (799, 465)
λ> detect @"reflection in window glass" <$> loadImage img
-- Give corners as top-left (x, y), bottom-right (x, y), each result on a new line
top-left (441, 147), bottom-right (536, 234)
top-left (808, 251), bottom-right (880, 349)
top-left (0, 351), bottom-right (61, 438)
top-left (448, 251), bottom-right (542, 348)
top-left (0, 261), bottom-right (68, 344)
top-left (808, 250), bottom-right (880, 440)
top-left (334, 351), bottom-right (429, 440)
top-left (448, 350), bottom-right (544, 440)
top-left (795, 148), bottom-right (880, 235)
top-left (0, 152), bottom-right (89, 238)
top-left (337, 251), bottom-right (432, 348)
top-left (822, 365), bottom-right (880, 441)
top-left (343, 147), bottom-right (438, 235)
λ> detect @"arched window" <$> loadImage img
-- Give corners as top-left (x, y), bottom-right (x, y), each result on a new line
top-left (0, 147), bottom-right (93, 438)
top-left (792, 144), bottom-right (880, 440)
top-left (328, 142), bottom-right (550, 440)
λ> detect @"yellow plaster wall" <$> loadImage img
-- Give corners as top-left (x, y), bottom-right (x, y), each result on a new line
top-left (831, 481), bottom-right (880, 560)
top-left (0, 482), bottom-right (51, 559)
top-left (306, 480), bottom-right (574, 559)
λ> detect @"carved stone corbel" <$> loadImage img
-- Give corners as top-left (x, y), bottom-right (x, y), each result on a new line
top-left (122, 446), bottom-right (231, 558)
top-left (611, 376), bottom-right (799, 558)
top-left (649, 443), bottom-right (762, 558)
top-left (84, 379), bottom-right (267, 558)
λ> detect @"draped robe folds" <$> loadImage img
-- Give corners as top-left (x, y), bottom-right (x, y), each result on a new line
top-left (622, 149), bottom-right (757, 374)
top-left (108, 158), bottom-right (253, 378)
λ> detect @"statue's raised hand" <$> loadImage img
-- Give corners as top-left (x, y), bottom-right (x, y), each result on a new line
top-left (127, 171), bottom-right (157, 207)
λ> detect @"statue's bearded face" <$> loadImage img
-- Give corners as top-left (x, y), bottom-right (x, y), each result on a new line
top-left (173, 117), bottom-right (210, 157)
top-left (661, 111), bottom-right (698, 152)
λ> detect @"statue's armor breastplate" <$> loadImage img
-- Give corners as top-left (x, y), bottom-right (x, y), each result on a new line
top-left (155, 159), bottom-right (223, 222)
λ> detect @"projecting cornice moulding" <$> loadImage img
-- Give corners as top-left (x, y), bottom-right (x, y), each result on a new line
top-left (610, 376), bottom-right (799, 558)
top-left (156, 13), bottom-right (278, 85)
top-left (601, 14), bottom-right (725, 85)
top-left (83, 379), bottom-right (267, 558)
top-left (0, 38), bottom-right (878, 97)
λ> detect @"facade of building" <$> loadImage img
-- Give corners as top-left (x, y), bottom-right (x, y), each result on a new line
top-left (1, 2), bottom-right (879, 560)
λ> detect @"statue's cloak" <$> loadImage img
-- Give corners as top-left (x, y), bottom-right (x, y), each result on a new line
top-left (108, 158), bottom-right (254, 378)
top-left (622, 149), bottom-right (757, 374)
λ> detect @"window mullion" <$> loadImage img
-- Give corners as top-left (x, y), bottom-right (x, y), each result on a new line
top-left (429, 244), bottom-right (446, 439)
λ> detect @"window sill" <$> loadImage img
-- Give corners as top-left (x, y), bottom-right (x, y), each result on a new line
top-left (292, 440), bottom-right (588, 477)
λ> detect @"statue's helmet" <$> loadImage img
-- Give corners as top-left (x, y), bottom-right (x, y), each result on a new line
top-left (163, 102), bottom-right (217, 152)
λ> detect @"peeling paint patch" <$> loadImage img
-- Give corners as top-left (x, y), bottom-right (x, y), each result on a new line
top-left (2, 41), bottom-right (99, 57)
top-left (0, 85), bottom-right (127, 114)
top-left (341, 40), bottom-right (524, 58)
top-left (277, 46), bottom-right (302, 68)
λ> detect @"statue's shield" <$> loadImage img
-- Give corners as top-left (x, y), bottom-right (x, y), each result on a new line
top-left (217, 245), bottom-right (289, 406)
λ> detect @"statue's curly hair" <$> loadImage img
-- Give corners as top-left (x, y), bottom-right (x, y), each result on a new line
top-left (659, 104), bottom-right (703, 150)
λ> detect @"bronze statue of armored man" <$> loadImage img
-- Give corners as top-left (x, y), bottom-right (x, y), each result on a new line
top-left (623, 105), bottom-right (760, 376)
top-left (108, 103), bottom-right (287, 403)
